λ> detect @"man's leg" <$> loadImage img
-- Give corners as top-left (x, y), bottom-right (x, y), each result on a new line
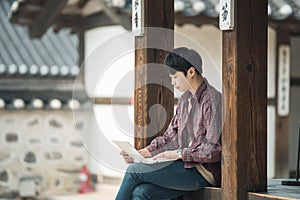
top-left (115, 160), bottom-right (210, 200)
top-left (131, 183), bottom-right (187, 200)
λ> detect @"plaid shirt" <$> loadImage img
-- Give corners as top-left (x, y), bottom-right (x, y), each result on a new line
top-left (146, 78), bottom-right (222, 186)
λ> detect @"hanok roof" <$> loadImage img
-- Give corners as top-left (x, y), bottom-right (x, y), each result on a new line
top-left (8, 0), bottom-right (130, 38)
top-left (0, 0), bottom-right (88, 110)
top-left (111, 0), bottom-right (300, 34)
top-left (8, 0), bottom-right (300, 37)
top-left (0, 0), bottom-right (79, 78)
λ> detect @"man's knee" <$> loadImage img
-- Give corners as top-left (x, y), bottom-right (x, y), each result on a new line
top-left (132, 185), bottom-right (152, 200)
top-left (126, 163), bottom-right (143, 173)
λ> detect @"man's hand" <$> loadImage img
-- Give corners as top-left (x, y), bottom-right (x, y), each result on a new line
top-left (120, 151), bottom-right (134, 164)
top-left (152, 150), bottom-right (180, 160)
top-left (120, 148), bottom-right (152, 164)
top-left (138, 148), bottom-right (152, 158)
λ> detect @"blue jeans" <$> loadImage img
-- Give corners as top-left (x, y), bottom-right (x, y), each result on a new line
top-left (115, 160), bottom-right (210, 200)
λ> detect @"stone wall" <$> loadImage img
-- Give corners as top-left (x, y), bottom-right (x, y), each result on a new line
top-left (0, 110), bottom-right (90, 198)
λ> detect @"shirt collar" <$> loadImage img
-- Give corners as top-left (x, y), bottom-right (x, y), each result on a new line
top-left (181, 77), bottom-right (208, 101)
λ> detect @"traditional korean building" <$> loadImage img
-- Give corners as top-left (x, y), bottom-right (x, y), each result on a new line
top-left (3, 0), bottom-right (300, 199)
top-left (0, 0), bottom-right (91, 199)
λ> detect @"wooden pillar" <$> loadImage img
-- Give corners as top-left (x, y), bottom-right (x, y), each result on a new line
top-left (134, 1), bottom-right (174, 149)
top-left (274, 27), bottom-right (290, 178)
top-left (222, 0), bottom-right (267, 199)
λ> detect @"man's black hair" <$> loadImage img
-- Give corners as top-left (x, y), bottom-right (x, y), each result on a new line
top-left (163, 47), bottom-right (202, 76)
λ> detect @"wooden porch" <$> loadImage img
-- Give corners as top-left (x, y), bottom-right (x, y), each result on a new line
top-left (183, 180), bottom-right (299, 200)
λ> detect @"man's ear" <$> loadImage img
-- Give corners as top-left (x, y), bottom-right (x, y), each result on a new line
top-left (188, 66), bottom-right (196, 77)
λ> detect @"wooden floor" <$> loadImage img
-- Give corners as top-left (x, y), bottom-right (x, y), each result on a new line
top-left (248, 179), bottom-right (300, 199)
top-left (183, 179), bottom-right (300, 200)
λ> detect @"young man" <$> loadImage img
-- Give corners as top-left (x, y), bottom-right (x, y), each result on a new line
top-left (115, 47), bottom-right (222, 200)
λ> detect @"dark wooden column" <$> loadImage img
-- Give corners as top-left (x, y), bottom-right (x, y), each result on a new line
top-left (274, 27), bottom-right (290, 178)
top-left (222, 0), bottom-right (267, 199)
top-left (134, 1), bottom-right (174, 149)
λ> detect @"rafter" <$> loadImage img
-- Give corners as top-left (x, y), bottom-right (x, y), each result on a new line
top-left (29, 0), bottom-right (67, 38)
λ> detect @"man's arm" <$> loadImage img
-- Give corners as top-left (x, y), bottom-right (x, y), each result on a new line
top-left (182, 100), bottom-right (222, 163)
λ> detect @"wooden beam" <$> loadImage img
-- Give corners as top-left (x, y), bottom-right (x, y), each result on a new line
top-left (29, 0), bottom-right (67, 38)
top-left (166, 185), bottom-right (300, 200)
top-left (0, 78), bottom-right (76, 92)
top-left (9, 15), bottom-right (33, 26)
top-left (269, 18), bottom-right (300, 36)
top-left (9, 1), bottom-right (41, 26)
top-left (248, 193), bottom-right (296, 200)
top-left (54, 9), bottom-right (130, 32)
top-left (0, 90), bottom-right (88, 103)
top-left (248, 179), bottom-right (300, 200)
top-left (77, 0), bottom-right (90, 9)
top-left (99, 3), bottom-right (132, 30)
top-left (94, 98), bottom-right (132, 105)
top-left (110, 8), bottom-right (132, 30)
top-left (22, 3), bottom-right (43, 12)
top-left (175, 14), bottom-right (218, 27)
top-left (27, 0), bottom-right (43, 4)
top-left (56, 11), bottom-right (126, 32)
top-left (54, 14), bottom-right (82, 30)
top-left (274, 27), bottom-right (290, 178)
top-left (134, 0), bottom-right (174, 149)
top-left (79, 12), bottom-right (116, 30)
top-left (182, 187), bottom-right (221, 200)
top-left (12, 1), bottom-right (43, 14)
top-left (93, 97), bottom-right (179, 105)
top-left (291, 78), bottom-right (300, 86)
top-left (222, 0), bottom-right (267, 199)
top-left (174, 14), bottom-right (300, 35)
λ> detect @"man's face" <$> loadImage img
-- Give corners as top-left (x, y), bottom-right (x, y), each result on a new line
top-left (169, 71), bottom-right (191, 92)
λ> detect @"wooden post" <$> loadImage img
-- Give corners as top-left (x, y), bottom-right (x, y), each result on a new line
top-left (134, 1), bottom-right (174, 149)
top-left (275, 27), bottom-right (290, 178)
top-left (222, 0), bottom-right (267, 199)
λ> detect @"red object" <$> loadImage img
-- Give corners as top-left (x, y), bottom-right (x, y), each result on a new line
top-left (78, 166), bottom-right (95, 193)
top-left (129, 95), bottom-right (134, 105)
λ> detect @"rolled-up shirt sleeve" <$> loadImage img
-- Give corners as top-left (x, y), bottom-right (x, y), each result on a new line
top-left (146, 105), bottom-right (180, 156)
